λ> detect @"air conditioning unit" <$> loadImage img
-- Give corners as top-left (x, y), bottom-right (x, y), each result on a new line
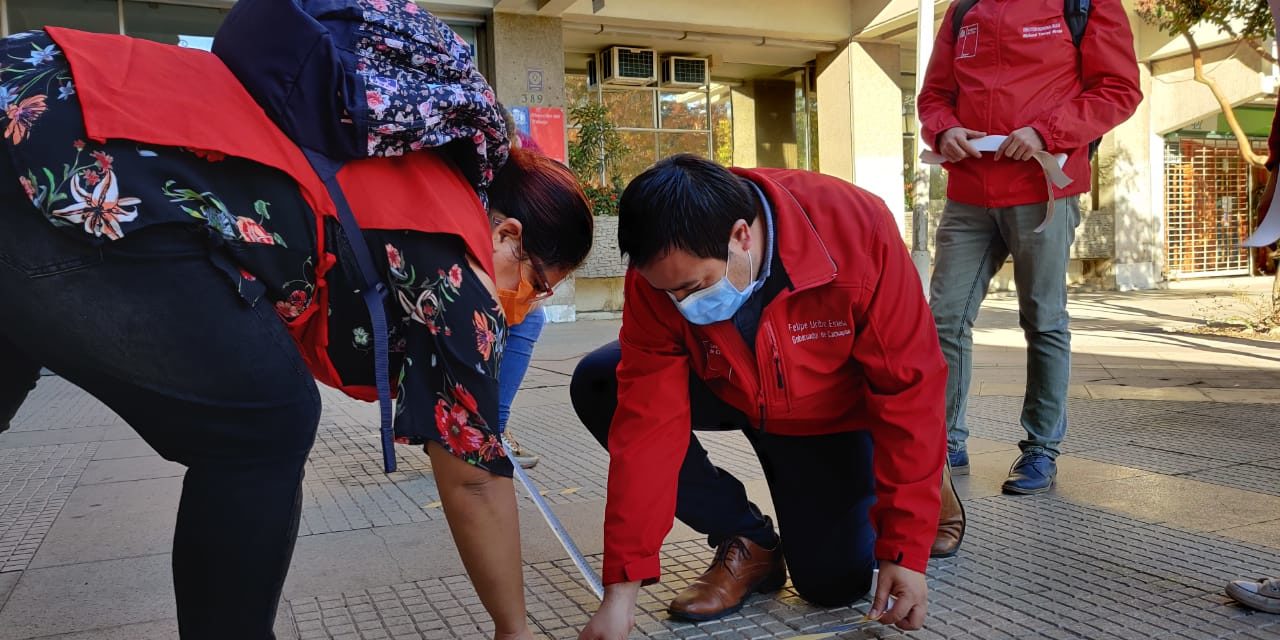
top-left (662, 56), bottom-right (709, 89)
top-left (595, 46), bottom-right (657, 86)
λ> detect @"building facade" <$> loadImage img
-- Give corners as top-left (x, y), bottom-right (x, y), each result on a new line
top-left (8, 0), bottom-right (1277, 318)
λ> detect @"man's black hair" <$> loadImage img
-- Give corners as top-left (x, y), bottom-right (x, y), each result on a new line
top-left (617, 154), bottom-right (756, 268)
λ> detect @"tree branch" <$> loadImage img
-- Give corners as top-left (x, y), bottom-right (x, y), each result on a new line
top-left (1241, 37), bottom-right (1280, 65)
top-left (1184, 31), bottom-right (1268, 167)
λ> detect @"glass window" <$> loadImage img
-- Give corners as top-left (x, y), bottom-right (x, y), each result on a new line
top-left (659, 90), bottom-right (708, 131)
top-left (8, 0), bottom-right (119, 35)
top-left (566, 73), bottom-right (592, 107)
top-left (710, 83), bottom-right (733, 166)
top-left (659, 132), bottom-right (709, 159)
top-left (615, 131), bottom-right (657, 183)
top-left (808, 94), bottom-right (819, 172)
top-left (123, 1), bottom-right (227, 47)
top-left (603, 89), bottom-right (655, 129)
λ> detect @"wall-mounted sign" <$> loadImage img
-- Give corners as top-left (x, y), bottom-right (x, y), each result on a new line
top-left (526, 68), bottom-right (545, 93)
top-left (529, 106), bottom-right (566, 164)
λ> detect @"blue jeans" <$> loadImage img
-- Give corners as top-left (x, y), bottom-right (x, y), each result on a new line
top-left (497, 307), bottom-right (545, 433)
top-left (0, 180), bottom-right (319, 637)
top-left (929, 197), bottom-right (1081, 459)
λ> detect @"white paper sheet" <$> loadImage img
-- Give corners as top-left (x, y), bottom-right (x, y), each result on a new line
top-left (1244, 0), bottom-right (1280, 247)
top-left (919, 135), bottom-right (1072, 232)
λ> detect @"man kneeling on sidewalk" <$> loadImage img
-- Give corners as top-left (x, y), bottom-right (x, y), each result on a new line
top-left (571, 155), bottom-right (951, 638)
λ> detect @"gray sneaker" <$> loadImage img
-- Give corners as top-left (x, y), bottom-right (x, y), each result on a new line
top-left (1226, 577), bottom-right (1280, 614)
top-left (505, 432), bottom-right (541, 470)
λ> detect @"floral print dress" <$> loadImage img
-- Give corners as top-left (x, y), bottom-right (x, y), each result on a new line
top-left (0, 31), bottom-right (511, 476)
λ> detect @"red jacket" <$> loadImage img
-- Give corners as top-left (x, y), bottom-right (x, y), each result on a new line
top-left (49, 27), bottom-right (493, 399)
top-left (603, 168), bottom-right (947, 585)
top-left (917, 0), bottom-right (1141, 208)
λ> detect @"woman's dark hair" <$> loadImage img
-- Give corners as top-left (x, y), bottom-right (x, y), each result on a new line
top-left (617, 154), bottom-right (755, 268)
top-left (488, 148), bottom-right (594, 271)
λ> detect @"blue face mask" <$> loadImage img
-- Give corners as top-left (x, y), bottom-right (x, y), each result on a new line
top-left (669, 249), bottom-right (761, 325)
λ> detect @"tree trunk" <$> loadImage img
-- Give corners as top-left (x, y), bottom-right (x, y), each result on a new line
top-left (1184, 32), bottom-right (1268, 167)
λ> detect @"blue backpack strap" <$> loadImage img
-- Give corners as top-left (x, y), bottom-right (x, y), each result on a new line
top-left (1064, 0), bottom-right (1090, 48)
top-left (303, 150), bottom-right (398, 474)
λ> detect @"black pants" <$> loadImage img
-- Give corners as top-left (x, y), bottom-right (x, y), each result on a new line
top-left (571, 341), bottom-right (877, 607)
top-left (0, 182), bottom-right (319, 637)
top-left (0, 335), bottom-right (38, 432)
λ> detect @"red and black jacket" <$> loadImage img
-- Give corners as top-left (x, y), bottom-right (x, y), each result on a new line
top-left (917, 0), bottom-right (1142, 208)
top-left (603, 168), bottom-right (947, 585)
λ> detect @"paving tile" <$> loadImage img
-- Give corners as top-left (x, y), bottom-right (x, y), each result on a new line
top-left (24, 619), bottom-right (180, 639)
top-left (0, 443), bottom-right (97, 572)
top-left (0, 554), bottom-right (174, 640)
top-left (278, 494), bottom-right (1280, 639)
top-left (77, 457), bottom-right (185, 486)
top-left (1187, 462), bottom-right (1280, 497)
top-left (4, 378), bottom-right (124, 433)
top-left (1053, 473), bottom-right (1280, 533)
top-left (27, 477), bottom-right (180, 569)
top-left (1214, 519), bottom-right (1280, 550)
top-left (90, 439), bottom-right (159, 461)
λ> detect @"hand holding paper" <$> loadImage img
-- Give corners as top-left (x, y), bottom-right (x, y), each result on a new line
top-left (920, 134), bottom-right (1073, 233)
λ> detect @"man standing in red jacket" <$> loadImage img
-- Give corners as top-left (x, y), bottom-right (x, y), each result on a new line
top-left (917, 0), bottom-right (1140, 499)
top-left (571, 155), bottom-right (946, 638)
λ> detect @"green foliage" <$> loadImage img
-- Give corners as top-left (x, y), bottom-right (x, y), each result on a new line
top-left (1135, 0), bottom-right (1272, 40)
top-left (583, 182), bottom-right (622, 218)
top-left (567, 101), bottom-right (630, 216)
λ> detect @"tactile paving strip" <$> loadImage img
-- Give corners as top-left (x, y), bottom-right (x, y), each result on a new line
top-left (284, 494), bottom-right (1280, 639)
top-left (0, 442), bottom-right (98, 572)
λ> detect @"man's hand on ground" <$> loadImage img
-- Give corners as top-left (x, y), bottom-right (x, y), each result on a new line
top-left (578, 581), bottom-right (639, 640)
top-left (869, 561), bottom-right (927, 631)
top-left (996, 127), bottom-right (1046, 161)
top-left (938, 127), bottom-right (987, 162)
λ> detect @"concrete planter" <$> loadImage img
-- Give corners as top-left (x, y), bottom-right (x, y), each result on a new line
top-left (580, 216), bottom-right (627, 279)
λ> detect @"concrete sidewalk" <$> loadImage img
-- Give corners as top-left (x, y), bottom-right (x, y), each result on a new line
top-left (1, 280), bottom-right (1279, 639)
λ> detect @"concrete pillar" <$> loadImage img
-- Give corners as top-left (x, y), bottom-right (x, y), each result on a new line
top-left (752, 79), bottom-right (800, 169)
top-left (1100, 62), bottom-right (1161, 290)
top-left (491, 13), bottom-right (578, 320)
top-left (490, 13), bottom-right (566, 111)
top-left (816, 40), bottom-right (906, 236)
top-left (731, 86), bottom-right (758, 167)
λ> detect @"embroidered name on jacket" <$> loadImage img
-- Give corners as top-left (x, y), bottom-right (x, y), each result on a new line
top-left (1022, 21), bottom-right (1065, 39)
top-left (788, 319), bottom-right (851, 345)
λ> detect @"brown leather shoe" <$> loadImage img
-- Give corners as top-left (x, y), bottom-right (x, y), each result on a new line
top-left (930, 460), bottom-right (966, 558)
top-left (668, 536), bottom-right (786, 621)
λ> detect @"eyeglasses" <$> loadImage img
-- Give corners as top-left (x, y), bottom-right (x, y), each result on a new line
top-left (493, 214), bottom-right (557, 301)
top-left (526, 254), bottom-right (556, 301)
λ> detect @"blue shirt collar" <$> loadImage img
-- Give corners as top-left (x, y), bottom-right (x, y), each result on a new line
top-left (744, 180), bottom-right (774, 284)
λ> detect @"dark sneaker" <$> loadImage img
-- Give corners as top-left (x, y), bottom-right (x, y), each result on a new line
top-left (948, 448), bottom-right (970, 475)
top-left (1001, 451), bottom-right (1056, 495)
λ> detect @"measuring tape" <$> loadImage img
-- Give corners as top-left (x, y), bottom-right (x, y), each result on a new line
top-left (503, 436), bottom-right (605, 600)
top-left (784, 568), bottom-right (894, 639)
top-left (784, 619), bottom-right (878, 639)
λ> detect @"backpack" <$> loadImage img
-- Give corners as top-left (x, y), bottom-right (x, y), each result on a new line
top-left (951, 0), bottom-right (1100, 160)
top-left (213, 0), bottom-right (510, 472)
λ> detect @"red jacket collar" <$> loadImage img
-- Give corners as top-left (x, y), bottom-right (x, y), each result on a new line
top-left (731, 167), bottom-right (837, 293)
